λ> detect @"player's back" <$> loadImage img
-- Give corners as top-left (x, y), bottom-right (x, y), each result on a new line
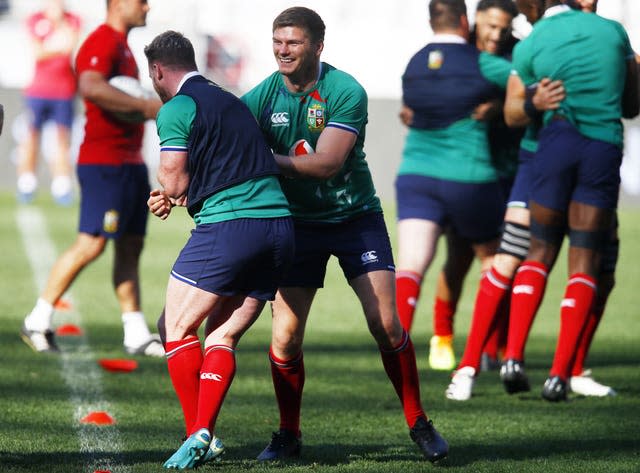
top-left (517, 9), bottom-right (632, 146)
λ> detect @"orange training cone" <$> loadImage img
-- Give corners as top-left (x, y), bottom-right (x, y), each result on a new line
top-left (56, 324), bottom-right (83, 336)
top-left (80, 411), bottom-right (115, 425)
top-left (98, 359), bottom-right (138, 373)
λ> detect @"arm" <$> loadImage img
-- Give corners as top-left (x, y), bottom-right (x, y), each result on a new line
top-left (0, 104), bottom-right (4, 136)
top-left (274, 126), bottom-right (357, 180)
top-left (622, 57), bottom-right (639, 119)
top-left (399, 104), bottom-right (414, 127)
top-left (77, 70), bottom-right (161, 120)
top-left (148, 150), bottom-right (189, 220)
top-left (504, 75), bottom-right (565, 127)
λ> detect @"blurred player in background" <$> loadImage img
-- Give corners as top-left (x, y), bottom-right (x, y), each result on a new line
top-left (499, 0), bottom-right (638, 402)
top-left (401, 0), bottom-right (521, 373)
top-left (242, 6), bottom-right (448, 464)
top-left (20, 0), bottom-right (163, 357)
top-left (394, 0), bottom-right (511, 373)
top-left (17, 0), bottom-right (81, 205)
top-left (144, 30), bottom-right (294, 469)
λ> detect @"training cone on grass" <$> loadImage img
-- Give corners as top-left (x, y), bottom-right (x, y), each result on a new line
top-left (80, 411), bottom-right (115, 425)
top-left (98, 358), bottom-right (138, 373)
top-left (94, 470), bottom-right (112, 473)
top-left (56, 324), bottom-right (83, 336)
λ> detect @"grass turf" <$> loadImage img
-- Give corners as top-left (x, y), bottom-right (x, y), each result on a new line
top-left (0, 191), bottom-right (639, 472)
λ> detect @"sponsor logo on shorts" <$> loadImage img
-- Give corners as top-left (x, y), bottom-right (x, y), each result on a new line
top-left (512, 284), bottom-right (534, 295)
top-left (103, 209), bottom-right (119, 233)
top-left (361, 250), bottom-right (379, 265)
top-left (271, 112), bottom-right (289, 126)
top-left (200, 372), bottom-right (223, 381)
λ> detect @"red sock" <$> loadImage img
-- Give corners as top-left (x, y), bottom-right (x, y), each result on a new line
top-left (396, 271), bottom-right (422, 331)
top-left (379, 331), bottom-right (425, 428)
top-left (165, 337), bottom-right (203, 435)
top-left (433, 296), bottom-right (456, 337)
top-left (483, 295), bottom-right (510, 358)
top-left (270, 349), bottom-right (304, 436)
top-left (459, 267), bottom-right (511, 370)
top-left (550, 274), bottom-right (597, 379)
top-left (504, 261), bottom-right (549, 361)
top-left (192, 345), bottom-right (236, 434)
top-left (571, 304), bottom-right (604, 376)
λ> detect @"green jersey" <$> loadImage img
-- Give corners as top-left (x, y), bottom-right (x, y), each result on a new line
top-left (242, 62), bottom-right (382, 223)
top-left (512, 7), bottom-right (634, 147)
top-left (399, 45), bottom-right (512, 183)
top-left (156, 93), bottom-right (290, 225)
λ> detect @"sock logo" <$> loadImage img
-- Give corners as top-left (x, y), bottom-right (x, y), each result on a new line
top-left (561, 298), bottom-right (576, 308)
top-left (513, 284), bottom-right (534, 295)
top-left (200, 372), bottom-right (223, 381)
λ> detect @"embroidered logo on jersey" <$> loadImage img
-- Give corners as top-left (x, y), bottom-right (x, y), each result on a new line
top-left (103, 209), bottom-right (119, 234)
top-left (361, 250), bottom-right (379, 265)
top-left (271, 112), bottom-right (290, 126)
top-left (428, 50), bottom-right (443, 69)
top-left (307, 104), bottom-right (325, 131)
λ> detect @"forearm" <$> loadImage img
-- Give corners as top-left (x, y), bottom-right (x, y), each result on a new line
top-left (275, 152), bottom-right (342, 180)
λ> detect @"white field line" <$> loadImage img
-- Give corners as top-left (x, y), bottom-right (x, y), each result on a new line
top-left (16, 206), bottom-right (130, 473)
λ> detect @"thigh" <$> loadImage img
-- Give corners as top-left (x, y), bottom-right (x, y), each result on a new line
top-left (507, 148), bottom-right (535, 209)
top-left (573, 139), bottom-right (622, 210)
top-left (397, 218), bottom-right (442, 273)
top-left (279, 221), bottom-right (332, 288)
top-left (119, 164), bottom-right (150, 236)
top-left (445, 181), bottom-right (504, 242)
top-left (25, 97), bottom-right (49, 130)
top-left (51, 99), bottom-right (74, 129)
top-left (333, 213), bottom-right (397, 280)
top-left (395, 174), bottom-right (447, 224)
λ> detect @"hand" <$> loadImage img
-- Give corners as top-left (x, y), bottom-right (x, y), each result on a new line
top-left (398, 104), bottom-right (414, 126)
top-left (472, 101), bottom-right (497, 121)
top-left (147, 189), bottom-right (172, 220)
top-left (533, 77), bottom-right (565, 111)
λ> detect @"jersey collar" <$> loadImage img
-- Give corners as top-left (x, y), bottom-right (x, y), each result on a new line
top-left (543, 4), bottom-right (571, 18)
top-left (177, 71), bottom-right (201, 92)
top-left (430, 33), bottom-right (467, 44)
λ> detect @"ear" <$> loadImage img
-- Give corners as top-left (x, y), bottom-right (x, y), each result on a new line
top-left (315, 41), bottom-right (324, 58)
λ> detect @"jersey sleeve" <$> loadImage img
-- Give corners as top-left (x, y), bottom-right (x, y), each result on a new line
top-left (479, 51), bottom-right (512, 89)
top-left (156, 95), bottom-right (196, 150)
top-left (511, 38), bottom-right (536, 86)
top-left (75, 29), bottom-right (118, 77)
top-left (326, 79), bottom-right (367, 135)
top-left (612, 20), bottom-right (635, 59)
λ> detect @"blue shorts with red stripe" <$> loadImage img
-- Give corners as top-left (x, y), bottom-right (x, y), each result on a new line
top-left (77, 164), bottom-right (150, 238)
top-left (395, 174), bottom-right (504, 243)
top-left (171, 217), bottom-right (295, 300)
top-left (280, 212), bottom-right (395, 288)
top-left (532, 120), bottom-right (622, 211)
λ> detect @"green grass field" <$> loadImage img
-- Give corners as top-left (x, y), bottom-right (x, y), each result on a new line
top-left (1, 191), bottom-right (639, 473)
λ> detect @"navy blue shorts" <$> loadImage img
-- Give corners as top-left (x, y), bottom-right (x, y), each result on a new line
top-left (507, 148), bottom-right (535, 209)
top-left (532, 120), bottom-right (622, 211)
top-left (171, 217), bottom-right (295, 300)
top-left (25, 96), bottom-right (74, 129)
top-left (395, 174), bottom-right (504, 243)
top-left (281, 212), bottom-right (395, 288)
top-left (77, 164), bottom-right (150, 238)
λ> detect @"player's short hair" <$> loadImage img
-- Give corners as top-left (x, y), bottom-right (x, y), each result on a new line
top-left (429, 0), bottom-right (467, 31)
top-left (144, 30), bottom-right (197, 70)
top-left (476, 0), bottom-right (519, 18)
top-left (273, 6), bottom-right (325, 44)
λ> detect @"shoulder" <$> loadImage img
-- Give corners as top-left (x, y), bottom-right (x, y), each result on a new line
top-left (321, 63), bottom-right (366, 99)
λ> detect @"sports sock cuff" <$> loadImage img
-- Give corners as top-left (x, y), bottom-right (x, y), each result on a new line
top-left (381, 330), bottom-right (409, 353)
top-left (165, 336), bottom-right (201, 359)
top-left (517, 260), bottom-right (549, 276)
top-left (204, 344), bottom-right (235, 357)
top-left (396, 270), bottom-right (423, 284)
top-left (269, 348), bottom-right (303, 366)
top-left (568, 273), bottom-right (597, 289)
top-left (489, 267), bottom-right (513, 288)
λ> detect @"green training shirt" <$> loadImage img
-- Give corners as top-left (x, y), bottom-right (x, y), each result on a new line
top-left (156, 94), bottom-right (290, 225)
top-left (242, 62), bottom-right (382, 223)
top-left (512, 7), bottom-right (634, 147)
